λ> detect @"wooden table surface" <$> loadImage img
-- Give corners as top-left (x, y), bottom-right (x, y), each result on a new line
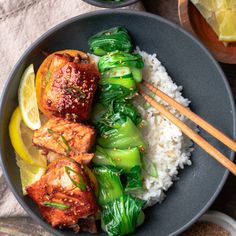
top-left (0, 0), bottom-right (235, 235)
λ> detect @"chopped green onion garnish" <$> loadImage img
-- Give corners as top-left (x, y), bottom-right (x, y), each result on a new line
top-left (64, 86), bottom-right (86, 99)
top-left (47, 128), bottom-right (55, 135)
top-left (60, 134), bottom-right (71, 154)
top-left (42, 201), bottom-right (70, 210)
top-left (44, 70), bottom-right (52, 84)
top-left (47, 129), bottom-right (71, 154)
top-left (65, 166), bottom-right (87, 191)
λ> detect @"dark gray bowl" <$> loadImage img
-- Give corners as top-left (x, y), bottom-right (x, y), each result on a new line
top-left (0, 10), bottom-right (235, 236)
top-left (82, 0), bottom-right (138, 8)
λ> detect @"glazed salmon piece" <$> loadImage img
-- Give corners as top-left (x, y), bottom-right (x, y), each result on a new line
top-left (26, 158), bottom-right (98, 232)
top-left (41, 54), bottom-right (100, 121)
top-left (33, 117), bottom-right (96, 157)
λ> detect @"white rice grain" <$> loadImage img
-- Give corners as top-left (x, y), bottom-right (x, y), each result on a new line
top-left (133, 48), bottom-right (195, 206)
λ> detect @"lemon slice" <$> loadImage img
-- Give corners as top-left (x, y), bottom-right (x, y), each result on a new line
top-left (16, 154), bottom-right (45, 195)
top-left (224, 0), bottom-right (236, 9)
top-left (218, 10), bottom-right (236, 41)
top-left (9, 107), bottom-right (47, 167)
top-left (191, 0), bottom-right (236, 42)
top-left (19, 64), bottom-right (41, 130)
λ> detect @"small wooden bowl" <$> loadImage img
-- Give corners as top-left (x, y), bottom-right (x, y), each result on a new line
top-left (178, 0), bottom-right (236, 64)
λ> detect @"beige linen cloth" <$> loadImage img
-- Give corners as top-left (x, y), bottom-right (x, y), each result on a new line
top-left (0, 0), bottom-right (144, 219)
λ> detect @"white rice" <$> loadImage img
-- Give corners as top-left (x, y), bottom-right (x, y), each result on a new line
top-left (133, 48), bottom-right (195, 207)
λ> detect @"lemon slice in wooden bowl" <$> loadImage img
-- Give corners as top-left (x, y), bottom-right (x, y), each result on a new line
top-left (190, 0), bottom-right (236, 42)
top-left (218, 9), bottom-right (236, 42)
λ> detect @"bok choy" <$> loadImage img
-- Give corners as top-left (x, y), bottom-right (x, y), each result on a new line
top-left (94, 146), bottom-right (141, 172)
top-left (113, 101), bottom-right (141, 125)
top-left (98, 51), bottom-right (144, 82)
top-left (99, 77), bottom-right (136, 90)
top-left (101, 195), bottom-right (145, 236)
top-left (93, 100), bottom-right (141, 128)
top-left (88, 26), bottom-right (149, 236)
top-left (99, 84), bottom-right (137, 106)
top-left (98, 51), bottom-right (144, 72)
top-left (88, 27), bottom-right (133, 56)
top-left (125, 165), bottom-right (143, 193)
top-left (98, 117), bottom-right (147, 151)
top-left (93, 166), bottom-right (123, 205)
top-left (102, 67), bottom-right (132, 79)
top-left (94, 147), bottom-right (143, 192)
top-left (94, 166), bottom-right (145, 236)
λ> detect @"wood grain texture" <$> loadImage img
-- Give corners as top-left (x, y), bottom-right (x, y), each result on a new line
top-left (178, 0), bottom-right (236, 64)
top-left (0, 0), bottom-right (235, 235)
top-left (143, 0), bottom-right (179, 23)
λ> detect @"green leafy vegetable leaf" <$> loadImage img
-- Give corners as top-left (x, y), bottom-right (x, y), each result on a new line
top-left (125, 166), bottom-right (143, 193)
top-left (94, 100), bottom-right (141, 137)
top-left (113, 101), bottom-right (142, 125)
top-left (99, 77), bottom-right (136, 90)
top-left (98, 51), bottom-right (144, 73)
top-left (101, 195), bottom-right (145, 236)
top-left (95, 109), bottom-right (126, 136)
top-left (94, 146), bottom-right (141, 173)
top-left (99, 83), bottom-right (137, 106)
top-left (93, 166), bottom-right (123, 205)
top-left (102, 67), bottom-right (132, 79)
top-left (89, 27), bottom-right (133, 56)
top-left (98, 117), bottom-right (147, 151)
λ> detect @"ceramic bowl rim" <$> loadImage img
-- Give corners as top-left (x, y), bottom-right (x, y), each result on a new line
top-left (81, 0), bottom-right (139, 8)
top-left (199, 210), bottom-right (236, 234)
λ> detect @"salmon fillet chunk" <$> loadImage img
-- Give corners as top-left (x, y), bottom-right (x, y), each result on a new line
top-left (26, 158), bottom-right (98, 232)
top-left (41, 54), bottom-right (100, 121)
top-left (33, 117), bottom-right (95, 156)
top-left (47, 152), bottom-right (94, 165)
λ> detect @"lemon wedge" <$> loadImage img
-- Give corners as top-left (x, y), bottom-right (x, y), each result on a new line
top-left (18, 64), bottom-right (41, 130)
top-left (191, 0), bottom-right (236, 42)
top-left (16, 154), bottom-right (45, 195)
top-left (9, 107), bottom-right (47, 167)
top-left (224, 0), bottom-right (236, 8)
top-left (218, 10), bottom-right (236, 41)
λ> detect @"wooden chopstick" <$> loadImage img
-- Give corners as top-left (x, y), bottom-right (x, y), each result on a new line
top-left (142, 80), bottom-right (236, 152)
top-left (138, 84), bottom-right (236, 176)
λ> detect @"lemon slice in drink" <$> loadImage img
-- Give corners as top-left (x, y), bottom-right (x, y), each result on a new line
top-left (18, 64), bottom-right (41, 130)
top-left (16, 154), bottom-right (45, 195)
top-left (9, 107), bottom-right (47, 167)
